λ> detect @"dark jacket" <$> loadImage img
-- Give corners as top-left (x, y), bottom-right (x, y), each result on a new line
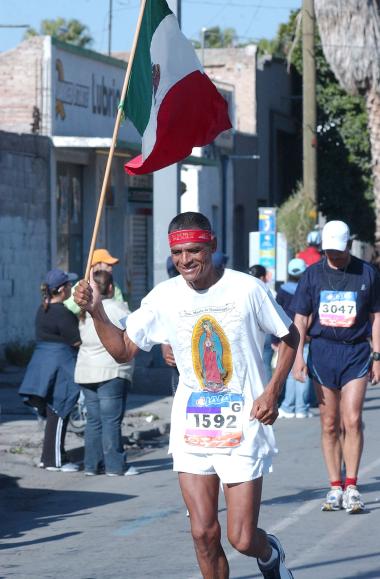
top-left (19, 342), bottom-right (79, 418)
top-left (276, 281), bottom-right (298, 320)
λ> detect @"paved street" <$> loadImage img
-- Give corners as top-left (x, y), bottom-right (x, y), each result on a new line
top-left (1, 378), bottom-right (380, 579)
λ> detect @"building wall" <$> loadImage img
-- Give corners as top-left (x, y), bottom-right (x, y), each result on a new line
top-left (0, 37), bottom-right (45, 135)
top-left (256, 56), bottom-right (302, 206)
top-left (0, 131), bottom-right (51, 347)
top-left (200, 46), bottom-right (257, 135)
top-left (181, 163), bottom-right (222, 235)
top-left (233, 132), bottom-right (259, 272)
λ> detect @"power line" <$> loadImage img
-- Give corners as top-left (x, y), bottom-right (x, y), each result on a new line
top-left (0, 24), bottom-right (30, 28)
top-left (243, 1), bottom-right (263, 38)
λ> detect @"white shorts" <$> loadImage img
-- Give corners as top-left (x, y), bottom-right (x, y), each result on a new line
top-left (172, 451), bottom-right (273, 484)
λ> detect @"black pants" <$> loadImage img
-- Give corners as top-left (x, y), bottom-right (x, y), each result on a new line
top-left (41, 406), bottom-right (69, 468)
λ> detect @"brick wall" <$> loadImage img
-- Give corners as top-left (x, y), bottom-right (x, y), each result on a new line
top-left (0, 131), bottom-right (51, 348)
top-left (0, 37), bottom-right (44, 135)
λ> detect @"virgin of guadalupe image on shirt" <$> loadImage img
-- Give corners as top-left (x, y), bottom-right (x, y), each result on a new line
top-left (191, 315), bottom-right (232, 392)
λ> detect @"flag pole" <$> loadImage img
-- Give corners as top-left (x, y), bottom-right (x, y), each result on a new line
top-left (84, 0), bottom-right (148, 281)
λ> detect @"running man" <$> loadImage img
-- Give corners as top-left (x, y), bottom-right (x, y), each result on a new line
top-left (292, 220), bottom-right (380, 513)
top-left (74, 211), bottom-right (298, 578)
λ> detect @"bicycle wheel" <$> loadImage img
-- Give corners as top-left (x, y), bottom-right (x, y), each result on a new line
top-left (68, 402), bottom-right (87, 435)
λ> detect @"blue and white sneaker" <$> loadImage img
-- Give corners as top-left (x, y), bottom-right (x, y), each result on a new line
top-left (257, 534), bottom-right (294, 578)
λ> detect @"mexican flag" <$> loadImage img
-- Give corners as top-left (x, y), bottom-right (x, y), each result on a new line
top-left (123, 0), bottom-right (232, 176)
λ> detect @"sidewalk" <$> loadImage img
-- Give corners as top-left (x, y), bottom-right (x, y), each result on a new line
top-left (0, 364), bottom-right (173, 470)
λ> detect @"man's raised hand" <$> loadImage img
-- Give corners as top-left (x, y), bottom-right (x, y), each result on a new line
top-left (73, 269), bottom-right (101, 314)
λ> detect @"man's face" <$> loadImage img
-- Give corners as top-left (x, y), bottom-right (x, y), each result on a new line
top-left (171, 240), bottom-right (216, 289)
top-left (325, 247), bottom-right (350, 269)
top-left (93, 262), bottom-right (112, 273)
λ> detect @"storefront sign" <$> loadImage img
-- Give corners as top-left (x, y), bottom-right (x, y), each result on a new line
top-left (258, 207), bottom-right (276, 283)
top-left (52, 45), bottom-right (139, 143)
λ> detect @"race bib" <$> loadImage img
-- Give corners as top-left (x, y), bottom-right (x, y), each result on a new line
top-left (319, 290), bottom-right (357, 327)
top-left (184, 391), bottom-right (243, 449)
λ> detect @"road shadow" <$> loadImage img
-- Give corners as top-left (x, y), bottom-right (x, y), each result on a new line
top-left (238, 551), bottom-right (380, 578)
top-left (0, 473), bottom-right (136, 548)
top-left (291, 551), bottom-right (380, 578)
top-left (261, 479), bottom-right (380, 507)
top-left (129, 456), bottom-right (173, 474)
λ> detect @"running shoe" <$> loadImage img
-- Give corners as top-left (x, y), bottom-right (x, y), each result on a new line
top-left (278, 408), bottom-right (295, 419)
top-left (60, 462), bottom-right (80, 472)
top-left (107, 466), bottom-right (140, 476)
top-left (342, 486), bottom-right (365, 514)
top-left (321, 487), bottom-right (343, 511)
top-left (257, 534), bottom-right (294, 578)
top-left (124, 465), bottom-right (140, 476)
top-left (45, 462), bottom-right (79, 472)
top-left (295, 411), bottom-right (313, 418)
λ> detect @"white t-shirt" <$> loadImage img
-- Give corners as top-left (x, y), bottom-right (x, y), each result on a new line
top-left (127, 269), bottom-right (291, 457)
top-left (75, 298), bottom-right (134, 384)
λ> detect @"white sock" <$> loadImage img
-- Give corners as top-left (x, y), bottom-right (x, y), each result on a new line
top-left (258, 546), bottom-right (278, 568)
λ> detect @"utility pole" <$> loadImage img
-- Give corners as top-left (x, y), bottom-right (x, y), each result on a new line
top-left (108, 0), bottom-right (113, 56)
top-left (302, 0), bottom-right (317, 205)
top-left (201, 27), bottom-right (207, 66)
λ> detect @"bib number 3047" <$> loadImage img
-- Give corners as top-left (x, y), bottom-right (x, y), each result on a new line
top-left (184, 391), bottom-right (243, 448)
top-left (319, 290), bottom-right (357, 328)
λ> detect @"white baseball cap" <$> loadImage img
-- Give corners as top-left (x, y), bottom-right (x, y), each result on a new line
top-left (322, 220), bottom-right (350, 251)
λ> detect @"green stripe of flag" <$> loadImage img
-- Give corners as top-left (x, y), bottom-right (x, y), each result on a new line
top-left (124, 0), bottom-right (172, 135)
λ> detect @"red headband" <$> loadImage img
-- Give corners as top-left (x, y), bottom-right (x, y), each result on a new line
top-left (168, 229), bottom-right (213, 247)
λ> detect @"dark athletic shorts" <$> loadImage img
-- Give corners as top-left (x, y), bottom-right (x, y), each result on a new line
top-left (307, 338), bottom-right (371, 390)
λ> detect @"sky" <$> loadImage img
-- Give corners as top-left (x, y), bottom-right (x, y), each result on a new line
top-left (0, 0), bottom-right (301, 55)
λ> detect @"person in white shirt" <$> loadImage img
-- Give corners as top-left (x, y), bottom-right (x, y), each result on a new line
top-left (74, 212), bottom-right (298, 579)
top-left (75, 270), bottom-right (136, 476)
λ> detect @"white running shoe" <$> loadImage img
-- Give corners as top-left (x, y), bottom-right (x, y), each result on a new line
top-left (257, 534), bottom-right (294, 578)
top-left (124, 465), bottom-right (140, 476)
top-left (295, 411), bottom-right (313, 418)
top-left (60, 462), bottom-right (80, 472)
top-left (321, 487), bottom-right (343, 511)
top-left (278, 408), bottom-right (295, 419)
top-left (45, 462), bottom-right (79, 472)
top-left (342, 486), bottom-right (365, 514)
top-left (107, 466), bottom-right (140, 476)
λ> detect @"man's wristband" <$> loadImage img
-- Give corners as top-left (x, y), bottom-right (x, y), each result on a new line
top-left (372, 352), bottom-right (380, 362)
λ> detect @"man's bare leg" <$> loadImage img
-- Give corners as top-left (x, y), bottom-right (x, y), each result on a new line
top-left (179, 472), bottom-right (229, 579)
top-left (224, 476), bottom-right (271, 560)
top-left (314, 381), bottom-right (342, 482)
top-left (340, 377), bottom-right (367, 478)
